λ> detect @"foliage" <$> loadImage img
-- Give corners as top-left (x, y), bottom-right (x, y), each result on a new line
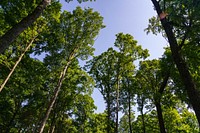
top-left (0, 0), bottom-right (200, 132)
top-left (0, 56), bottom-right (49, 132)
top-left (128, 104), bottom-right (199, 133)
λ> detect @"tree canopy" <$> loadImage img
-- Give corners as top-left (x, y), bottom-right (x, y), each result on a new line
top-left (0, 0), bottom-right (200, 132)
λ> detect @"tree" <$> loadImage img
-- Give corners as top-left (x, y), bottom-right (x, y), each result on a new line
top-left (0, 56), bottom-right (49, 132)
top-left (136, 82), bottom-right (148, 133)
top-left (150, 0), bottom-right (200, 125)
top-left (88, 113), bottom-right (108, 133)
top-left (87, 33), bottom-right (148, 133)
top-left (0, 0), bottom-right (95, 54)
top-left (72, 94), bottom-right (96, 133)
top-left (136, 59), bottom-right (170, 133)
top-left (87, 48), bottom-right (117, 133)
top-left (36, 7), bottom-right (104, 132)
top-left (114, 33), bottom-right (149, 133)
top-left (119, 112), bottom-right (135, 133)
top-left (132, 102), bottom-right (199, 133)
top-left (42, 62), bottom-right (95, 132)
top-left (0, 56), bottom-right (98, 132)
top-left (0, 0), bottom-right (52, 54)
top-left (0, 17), bottom-right (47, 92)
top-left (163, 105), bottom-right (199, 133)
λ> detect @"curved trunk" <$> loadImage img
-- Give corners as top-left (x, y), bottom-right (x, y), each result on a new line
top-left (0, 0), bottom-right (50, 54)
top-left (151, 0), bottom-right (200, 126)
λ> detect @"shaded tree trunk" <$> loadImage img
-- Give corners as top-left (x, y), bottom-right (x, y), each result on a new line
top-left (154, 71), bottom-right (169, 133)
top-left (126, 80), bottom-right (133, 133)
top-left (140, 98), bottom-right (146, 133)
top-left (0, 0), bottom-right (50, 54)
top-left (155, 101), bottom-right (166, 133)
top-left (151, 0), bottom-right (200, 126)
top-left (106, 94), bottom-right (111, 133)
top-left (101, 85), bottom-right (113, 133)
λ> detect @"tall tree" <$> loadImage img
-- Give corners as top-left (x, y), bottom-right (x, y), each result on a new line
top-left (150, 0), bottom-right (200, 125)
top-left (136, 85), bottom-right (148, 133)
top-left (44, 62), bottom-right (95, 132)
top-left (114, 33), bottom-right (149, 133)
top-left (36, 7), bottom-right (104, 132)
top-left (136, 59), bottom-right (170, 133)
top-left (87, 33), bottom-right (148, 133)
top-left (87, 48), bottom-right (117, 133)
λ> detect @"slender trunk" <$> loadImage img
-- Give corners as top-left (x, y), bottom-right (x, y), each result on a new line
top-left (140, 98), bottom-right (146, 133)
top-left (128, 92), bottom-right (133, 133)
top-left (0, 0), bottom-right (50, 54)
top-left (0, 36), bottom-right (37, 92)
top-left (151, 0), bottom-right (200, 126)
top-left (115, 77), bottom-right (120, 133)
top-left (155, 101), bottom-right (166, 133)
top-left (141, 110), bottom-right (146, 133)
top-left (38, 61), bottom-right (70, 133)
top-left (106, 94), bottom-right (111, 133)
top-left (127, 80), bottom-right (133, 133)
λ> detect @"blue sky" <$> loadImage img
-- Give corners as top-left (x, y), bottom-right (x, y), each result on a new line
top-left (61, 0), bottom-right (167, 113)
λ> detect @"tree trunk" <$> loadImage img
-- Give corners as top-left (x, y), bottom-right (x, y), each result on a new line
top-left (154, 71), bottom-right (169, 133)
top-left (140, 98), bottom-right (146, 133)
top-left (106, 94), bottom-right (111, 133)
top-left (37, 61), bottom-right (70, 133)
top-left (127, 79), bottom-right (133, 133)
top-left (128, 92), bottom-right (133, 133)
top-left (115, 78), bottom-right (120, 133)
top-left (151, 0), bottom-right (200, 126)
top-left (0, 0), bottom-right (50, 54)
top-left (155, 101), bottom-right (166, 133)
top-left (0, 36), bottom-right (37, 92)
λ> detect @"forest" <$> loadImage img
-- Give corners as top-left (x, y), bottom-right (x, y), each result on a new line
top-left (0, 0), bottom-right (200, 132)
